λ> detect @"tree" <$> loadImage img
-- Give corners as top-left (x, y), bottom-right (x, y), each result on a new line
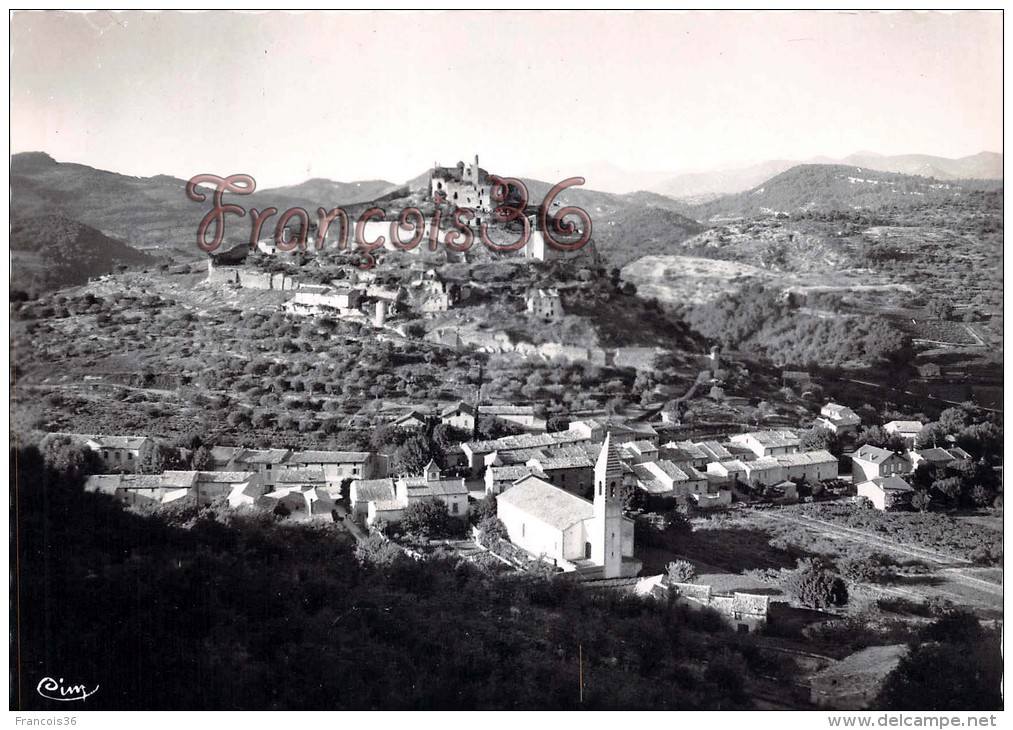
top-left (666, 560), bottom-right (696, 584)
top-left (391, 432), bottom-right (441, 477)
top-left (354, 532), bottom-right (403, 567)
top-left (190, 445), bottom-right (215, 471)
top-left (785, 558), bottom-right (848, 609)
top-left (476, 516), bottom-right (508, 548)
top-left (620, 482), bottom-right (645, 512)
top-left (799, 425), bottom-right (841, 456)
top-left (876, 632), bottom-right (1002, 710)
top-left (910, 490), bottom-right (932, 512)
top-left (856, 425), bottom-right (906, 453)
top-left (139, 443), bottom-right (185, 474)
top-left (472, 494), bottom-right (497, 524)
top-left (400, 497), bottom-right (451, 540)
top-left (39, 436), bottom-right (101, 480)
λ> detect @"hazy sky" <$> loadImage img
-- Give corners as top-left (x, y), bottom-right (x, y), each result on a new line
top-left (10, 10), bottom-right (1004, 188)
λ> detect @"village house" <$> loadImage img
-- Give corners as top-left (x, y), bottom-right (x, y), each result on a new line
top-left (816, 402), bottom-right (862, 435)
top-left (409, 269), bottom-right (455, 313)
top-left (460, 430), bottom-right (590, 477)
top-left (496, 434), bottom-right (641, 580)
top-left (285, 287), bottom-right (363, 317)
top-left (485, 464), bottom-right (543, 496)
top-left (668, 582), bottom-right (771, 634)
top-left (706, 459), bottom-right (749, 485)
top-left (84, 471), bottom-right (195, 507)
top-left (258, 484), bottom-right (336, 521)
top-left (603, 420), bottom-right (660, 446)
top-left (568, 419), bottom-right (606, 443)
top-left (856, 476), bottom-right (915, 510)
top-left (632, 459), bottom-right (709, 500)
top-left (810, 644), bottom-right (908, 709)
top-left (287, 450), bottom-right (388, 489)
top-left (851, 444), bottom-right (910, 483)
top-left (393, 409), bottom-right (430, 429)
top-left (230, 449), bottom-right (294, 487)
top-left (883, 420), bottom-right (925, 445)
top-left (617, 440), bottom-right (659, 464)
top-left (362, 461), bottom-right (470, 527)
top-left (729, 429), bottom-right (801, 458)
top-left (774, 450), bottom-right (839, 482)
top-left (46, 432), bottom-right (156, 473)
top-left (906, 447), bottom-right (958, 471)
top-left (523, 445), bottom-right (596, 495)
top-left (478, 404), bottom-right (544, 431)
top-left (349, 477), bottom-right (397, 520)
top-left (526, 288), bottom-right (564, 320)
top-left (193, 471), bottom-right (264, 506)
top-left (440, 401), bottom-right (476, 433)
top-left (740, 457), bottom-right (784, 487)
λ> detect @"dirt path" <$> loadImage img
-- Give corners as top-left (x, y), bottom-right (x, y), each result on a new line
top-left (755, 510), bottom-right (1003, 612)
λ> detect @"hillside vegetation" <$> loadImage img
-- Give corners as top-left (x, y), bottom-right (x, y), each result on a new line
top-left (11, 215), bottom-right (155, 294)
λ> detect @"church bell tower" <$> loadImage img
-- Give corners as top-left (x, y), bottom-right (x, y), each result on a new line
top-left (592, 432), bottom-right (624, 578)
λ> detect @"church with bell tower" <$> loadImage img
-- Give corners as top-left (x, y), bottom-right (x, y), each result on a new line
top-left (496, 431), bottom-right (642, 580)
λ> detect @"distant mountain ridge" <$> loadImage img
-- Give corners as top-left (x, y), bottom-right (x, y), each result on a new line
top-left (544, 151), bottom-right (1002, 198)
top-left (685, 163), bottom-right (1003, 221)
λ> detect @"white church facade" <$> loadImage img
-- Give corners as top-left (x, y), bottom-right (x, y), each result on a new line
top-left (496, 433), bottom-right (641, 579)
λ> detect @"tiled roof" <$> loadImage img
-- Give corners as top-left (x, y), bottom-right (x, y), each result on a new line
top-left (92, 435), bottom-right (151, 450)
top-left (853, 445), bottom-right (899, 464)
top-left (479, 404), bottom-right (535, 416)
top-left (275, 468), bottom-right (326, 483)
top-left (441, 401), bottom-right (476, 417)
top-left (884, 420), bottom-right (924, 434)
top-left (774, 450), bottom-right (837, 467)
top-left (732, 430), bottom-right (800, 448)
top-left (197, 471), bottom-right (256, 483)
top-left (237, 449), bottom-right (292, 464)
top-left (289, 450), bottom-right (371, 464)
top-left (465, 430), bottom-right (586, 453)
top-left (498, 476), bottom-right (594, 531)
top-left (159, 470), bottom-right (200, 488)
top-left (861, 476), bottom-right (914, 493)
top-left (488, 465), bottom-right (539, 481)
top-left (352, 478), bottom-right (396, 502)
top-left (912, 448), bottom-right (954, 463)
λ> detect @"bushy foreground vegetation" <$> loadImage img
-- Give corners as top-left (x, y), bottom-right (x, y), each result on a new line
top-left (14, 444), bottom-right (768, 711)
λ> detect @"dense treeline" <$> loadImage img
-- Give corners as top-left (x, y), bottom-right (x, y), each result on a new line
top-left (683, 283), bottom-right (909, 367)
top-left (12, 444), bottom-right (762, 710)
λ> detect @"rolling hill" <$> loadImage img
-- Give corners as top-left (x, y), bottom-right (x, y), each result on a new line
top-left (686, 164), bottom-right (1003, 221)
top-left (648, 152), bottom-right (1003, 201)
top-left (10, 214), bottom-right (156, 294)
top-left (9, 153), bottom-right (388, 260)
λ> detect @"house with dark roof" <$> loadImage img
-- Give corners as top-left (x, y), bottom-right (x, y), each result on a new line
top-left (287, 450), bottom-right (388, 486)
top-left (856, 476), bottom-right (914, 510)
top-left (817, 402), bottom-right (862, 435)
top-left (852, 444), bottom-right (910, 483)
top-left (440, 401), bottom-right (476, 433)
top-left (906, 447), bottom-right (957, 471)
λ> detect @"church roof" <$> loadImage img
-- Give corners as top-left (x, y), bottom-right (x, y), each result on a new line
top-left (499, 476), bottom-right (594, 532)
